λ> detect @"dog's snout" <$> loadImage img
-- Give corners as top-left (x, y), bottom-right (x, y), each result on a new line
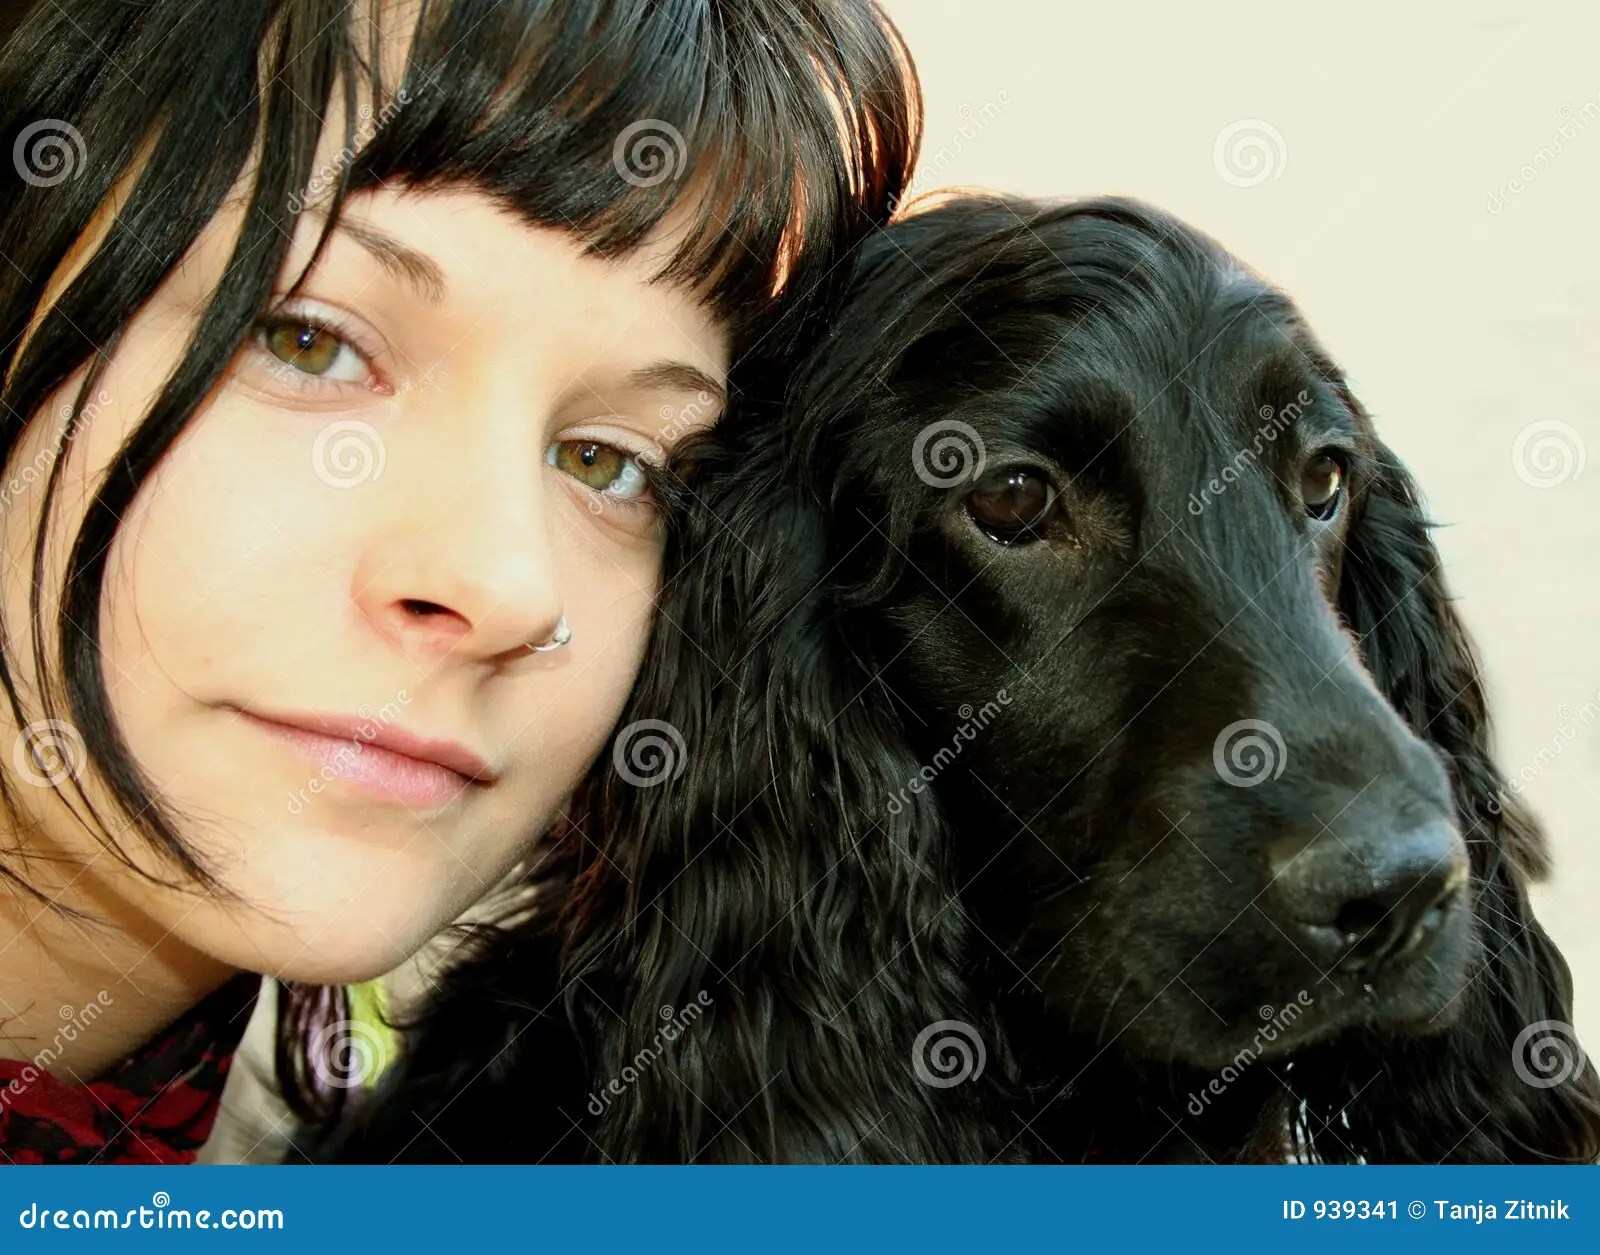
top-left (1265, 820), bottom-right (1468, 974)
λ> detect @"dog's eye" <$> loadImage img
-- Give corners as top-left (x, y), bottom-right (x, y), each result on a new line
top-left (966, 465), bottom-right (1058, 544)
top-left (1301, 450), bottom-right (1345, 520)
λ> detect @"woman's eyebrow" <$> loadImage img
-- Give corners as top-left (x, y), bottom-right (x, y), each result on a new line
top-left (330, 218), bottom-right (448, 305)
top-left (625, 360), bottom-right (726, 410)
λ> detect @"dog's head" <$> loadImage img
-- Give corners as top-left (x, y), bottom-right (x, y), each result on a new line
top-left (809, 200), bottom-right (1477, 1068)
top-left (568, 196), bottom-right (1599, 1163)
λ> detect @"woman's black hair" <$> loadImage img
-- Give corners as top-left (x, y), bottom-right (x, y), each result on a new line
top-left (0, 0), bottom-right (919, 1124)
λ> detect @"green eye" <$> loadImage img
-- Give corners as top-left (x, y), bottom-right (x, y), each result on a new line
top-left (545, 440), bottom-right (649, 499)
top-left (260, 319), bottom-right (365, 380)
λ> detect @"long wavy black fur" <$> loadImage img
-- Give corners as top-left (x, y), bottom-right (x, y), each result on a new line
top-left (322, 196), bottom-right (1600, 1165)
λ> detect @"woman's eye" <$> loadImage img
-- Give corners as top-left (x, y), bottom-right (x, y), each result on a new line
top-left (545, 440), bottom-right (650, 499)
top-left (966, 464), bottom-right (1059, 545)
top-left (1302, 450), bottom-right (1346, 520)
top-left (259, 318), bottom-right (371, 383)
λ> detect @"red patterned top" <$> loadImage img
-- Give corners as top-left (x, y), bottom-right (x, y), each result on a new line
top-left (0, 975), bottom-right (260, 1164)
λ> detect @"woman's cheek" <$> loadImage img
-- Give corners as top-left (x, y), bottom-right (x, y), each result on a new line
top-left (547, 583), bottom-right (655, 770)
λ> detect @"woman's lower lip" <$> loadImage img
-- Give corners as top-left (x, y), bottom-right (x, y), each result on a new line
top-left (245, 714), bottom-right (481, 808)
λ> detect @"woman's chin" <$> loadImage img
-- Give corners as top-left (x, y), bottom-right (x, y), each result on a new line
top-left (264, 946), bottom-right (418, 988)
top-left (158, 835), bottom-right (509, 987)
top-left (210, 913), bottom-right (448, 987)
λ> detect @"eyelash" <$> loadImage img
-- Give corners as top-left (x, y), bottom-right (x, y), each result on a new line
top-left (250, 303), bottom-right (667, 526)
top-left (550, 436), bottom-right (665, 525)
top-left (250, 303), bottom-right (386, 396)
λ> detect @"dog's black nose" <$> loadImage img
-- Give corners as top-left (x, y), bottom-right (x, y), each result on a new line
top-left (1264, 820), bottom-right (1468, 973)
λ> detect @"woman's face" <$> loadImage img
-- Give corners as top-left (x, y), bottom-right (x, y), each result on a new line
top-left (0, 185), bottom-right (725, 982)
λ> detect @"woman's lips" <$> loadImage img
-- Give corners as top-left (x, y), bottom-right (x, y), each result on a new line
top-left (243, 713), bottom-right (484, 808)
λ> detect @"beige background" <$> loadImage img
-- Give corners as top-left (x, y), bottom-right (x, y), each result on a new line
top-left (882, 0), bottom-right (1597, 1046)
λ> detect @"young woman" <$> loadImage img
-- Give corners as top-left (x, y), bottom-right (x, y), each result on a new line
top-left (0, 0), bottom-right (918, 1162)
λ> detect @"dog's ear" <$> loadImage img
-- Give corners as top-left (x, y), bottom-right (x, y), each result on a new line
top-left (559, 422), bottom-right (1009, 1163)
top-left (1298, 418), bottom-right (1600, 1163)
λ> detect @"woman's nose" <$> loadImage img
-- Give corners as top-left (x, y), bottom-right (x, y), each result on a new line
top-left (353, 471), bottom-right (567, 665)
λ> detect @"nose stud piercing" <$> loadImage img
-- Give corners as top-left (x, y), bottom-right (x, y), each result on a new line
top-left (527, 615), bottom-right (572, 653)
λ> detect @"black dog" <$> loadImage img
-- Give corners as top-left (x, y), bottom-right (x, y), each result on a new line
top-left (324, 196), bottom-right (1599, 1165)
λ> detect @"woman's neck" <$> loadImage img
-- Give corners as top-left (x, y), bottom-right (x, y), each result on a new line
top-left (0, 864), bottom-right (236, 1080)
